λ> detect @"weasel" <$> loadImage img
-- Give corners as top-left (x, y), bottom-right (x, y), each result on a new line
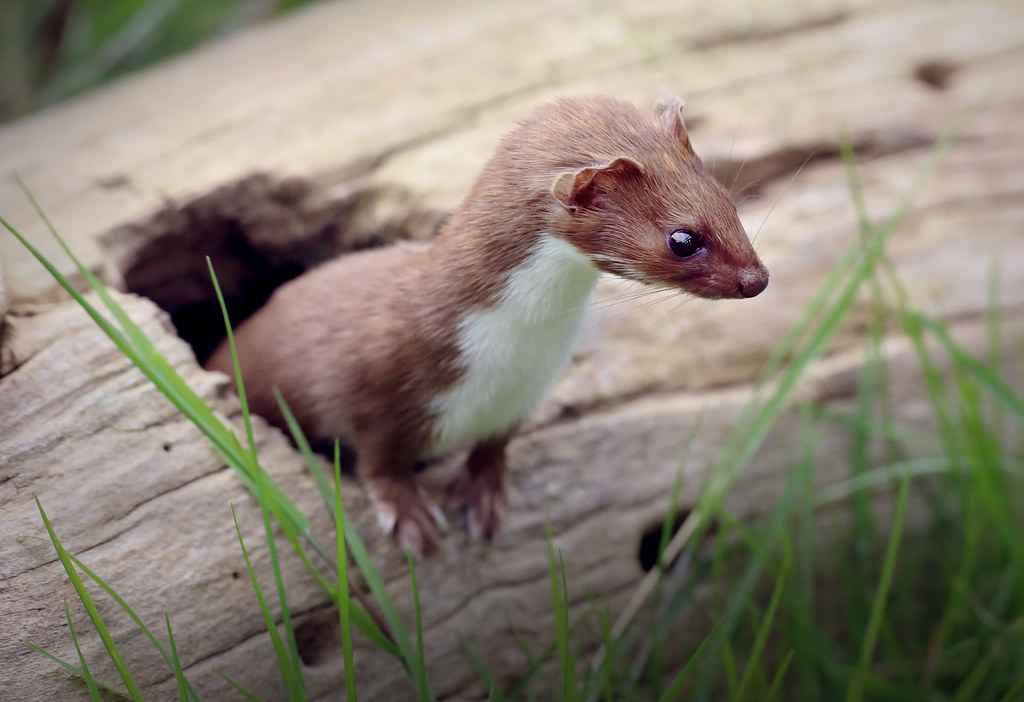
top-left (205, 96), bottom-right (769, 554)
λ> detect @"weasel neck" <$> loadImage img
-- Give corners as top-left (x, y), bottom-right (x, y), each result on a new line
top-left (427, 233), bottom-right (600, 455)
top-left (488, 233), bottom-right (600, 324)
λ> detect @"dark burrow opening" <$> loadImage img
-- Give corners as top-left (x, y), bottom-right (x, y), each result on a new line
top-left (100, 173), bottom-right (444, 364)
top-left (637, 509), bottom-right (693, 572)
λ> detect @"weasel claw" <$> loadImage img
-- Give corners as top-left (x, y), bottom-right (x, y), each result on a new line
top-left (365, 477), bottom-right (445, 556)
top-left (451, 472), bottom-right (507, 542)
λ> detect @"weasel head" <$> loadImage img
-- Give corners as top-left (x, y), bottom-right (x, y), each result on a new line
top-left (548, 96), bottom-right (768, 300)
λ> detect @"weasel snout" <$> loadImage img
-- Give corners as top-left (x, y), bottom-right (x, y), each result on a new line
top-left (738, 266), bottom-right (769, 298)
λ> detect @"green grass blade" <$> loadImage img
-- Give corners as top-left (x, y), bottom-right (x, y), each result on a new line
top-left (18, 183), bottom-right (251, 474)
top-left (204, 251), bottom-right (383, 634)
top-left (17, 174), bottom-right (163, 360)
top-left (814, 406), bottom-right (932, 446)
top-left (254, 468), bottom-right (307, 699)
top-left (277, 387), bottom-right (335, 509)
top-left (406, 549), bottom-right (432, 701)
top-left (6, 195), bottom-right (315, 541)
top-left (837, 125), bottom-right (871, 234)
top-left (23, 641), bottom-right (131, 700)
top-left (460, 636), bottom-right (506, 702)
top-left (273, 391), bottom-right (401, 658)
top-left (260, 494), bottom-right (394, 658)
top-left (845, 470), bottom-right (911, 702)
top-left (340, 517), bottom-right (418, 673)
top-left (503, 628), bottom-right (559, 701)
top-left (61, 551), bottom-right (201, 700)
top-left (793, 406), bottom-right (826, 698)
top-left (3, 210), bottom-right (314, 545)
top-left (216, 669), bottom-right (266, 702)
top-left (681, 114), bottom-right (969, 698)
top-left (206, 257), bottom-right (259, 465)
top-left (231, 504), bottom-right (306, 701)
top-left (335, 442), bottom-right (359, 702)
top-left (0, 214), bottom-right (140, 368)
top-left (722, 639), bottom-right (739, 700)
top-left (735, 537), bottom-right (792, 701)
top-left (653, 623), bottom-right (718, 702)
top-left (814, 456), bottom-right (967, 505)
top-left (952, 648), bottom-right (998, 702)
top-left (986, 259), bottom-right (1006, 441)
top-left (547, 524), bottom-right (575, 702)
top-left (36, 499), bottom-right (145, 701)
top-left (656, 467), bottom-right (684, 574)
top-left (997, 672), bottom-right (1024, 702)
top-left (913, 312), bottom-right (1024, 420)
top-left (558, 549), bottom-right (579, 702)
top-left (66, 601), bottom-right (103, 702)
top-left (689, 427), bottom-right (816, 698)
top-left (656, 414), bottom-right (702, 572)
top-left (763, 650), bottom-right (795, 702)
top-left (270, 386), bottom-right (401, 659)
top-left (165, 614), bottom-right (193, 702)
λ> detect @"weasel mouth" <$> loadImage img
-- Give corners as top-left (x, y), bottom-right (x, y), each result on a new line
top-left (675, 276), bottom-right (736, 300)
top-left (678, 268), bottom-right (769, 300)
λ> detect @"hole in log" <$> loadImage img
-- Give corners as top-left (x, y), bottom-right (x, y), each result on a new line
top-left (294, 608), bottom-right (342, 667)
top-left (914, 60), bottom-right (957, 91)
top-left (100, 173), bottom-right (444, 363)
top-left (637, 510), bottom-right (692, 572)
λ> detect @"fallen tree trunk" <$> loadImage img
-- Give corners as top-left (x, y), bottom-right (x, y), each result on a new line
top-left (1, 0), bottom-right (1023, 699)
top-left (4, 290), bottom-right (1018, 700)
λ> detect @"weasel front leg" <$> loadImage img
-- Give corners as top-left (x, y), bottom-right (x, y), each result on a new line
top-left (359, 443), bottom-right (447, 556)
top-left (451, 433), bottom-right (512, 541)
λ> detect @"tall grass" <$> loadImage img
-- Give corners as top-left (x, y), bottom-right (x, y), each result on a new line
top-left (5, 116), bottom-right (1023, 700)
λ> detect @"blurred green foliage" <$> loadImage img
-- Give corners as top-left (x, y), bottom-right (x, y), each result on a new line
top-left (0, 0), bottom-right (319, 122)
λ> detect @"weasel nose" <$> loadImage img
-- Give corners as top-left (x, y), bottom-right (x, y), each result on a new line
top-left (738, 267), bottom-right (769, 298)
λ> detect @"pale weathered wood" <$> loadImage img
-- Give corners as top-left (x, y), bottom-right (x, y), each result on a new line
top-left (1, 0), bottom-right (1023, 700)
top-left (4, 292), bottom-right (1016, 701)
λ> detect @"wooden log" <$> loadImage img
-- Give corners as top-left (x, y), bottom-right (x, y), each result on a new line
top-left (4, 291), bottom-right (1016, 700)
top-left (1, 0), bottom-right (1023, 699)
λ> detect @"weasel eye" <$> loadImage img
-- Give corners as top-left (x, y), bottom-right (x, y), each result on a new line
top-left (667, 229), bottom-right (702, 258)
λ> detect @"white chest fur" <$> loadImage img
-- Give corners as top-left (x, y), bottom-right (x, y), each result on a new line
top-left (428, 235), bottom-right (600, 455)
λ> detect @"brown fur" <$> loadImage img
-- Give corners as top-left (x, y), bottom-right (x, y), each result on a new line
top-left (205, 96), bottom-right (768, 554)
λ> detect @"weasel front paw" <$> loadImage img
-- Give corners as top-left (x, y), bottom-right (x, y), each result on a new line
top-left (364, 476), bottom-right (448, 556)
top-left (450, 471), bottom-right (507, 541)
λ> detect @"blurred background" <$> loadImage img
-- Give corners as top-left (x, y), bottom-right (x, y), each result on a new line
top-left (0, 0), bottom-right (321, 121)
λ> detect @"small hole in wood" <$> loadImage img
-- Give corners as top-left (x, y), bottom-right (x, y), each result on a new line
top-left (294, 609), bottom-right (341, 667)
top-left (914, 60), bottom-right (957, 91)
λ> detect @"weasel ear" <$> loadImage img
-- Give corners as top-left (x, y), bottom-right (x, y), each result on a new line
top-left (552, 157), bottom-right (642, 212)
top-left (654, 96), bottom-right (692, 150)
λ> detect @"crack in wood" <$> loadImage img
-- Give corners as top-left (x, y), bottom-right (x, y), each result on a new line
top-left (710, 130), bottom-right (936, 199)
top-left (689, 10), bottom-right (851, 51)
